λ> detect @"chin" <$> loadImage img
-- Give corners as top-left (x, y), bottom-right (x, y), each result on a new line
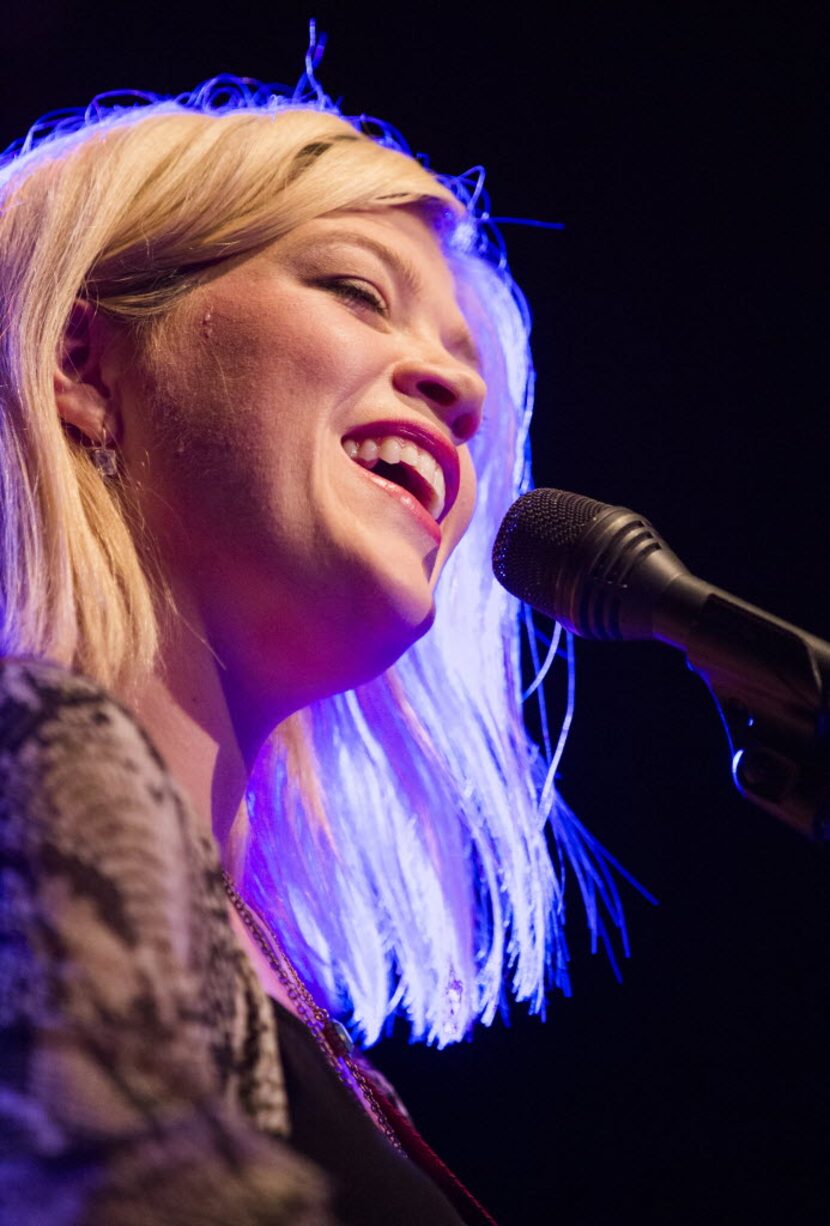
top-left (354, 595), bottom-right (436, 684)
top-left (346, 530), bottom-right (440, 631)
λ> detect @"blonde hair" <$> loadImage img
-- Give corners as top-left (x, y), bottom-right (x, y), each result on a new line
top-left (0, 100), bottom-right (458, 689)
top-left (0, 80), bottom-right (631, 1046)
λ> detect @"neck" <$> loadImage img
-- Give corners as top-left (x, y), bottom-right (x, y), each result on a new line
top-left (129, 667), bottom-right (247, 862)
top-left (119, 593), bottom-right (280, 866)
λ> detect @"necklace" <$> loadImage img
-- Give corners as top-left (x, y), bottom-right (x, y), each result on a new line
top-left (220, 869), bottom-right (404, 1152)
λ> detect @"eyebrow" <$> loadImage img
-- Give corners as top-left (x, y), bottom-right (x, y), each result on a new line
top-left (295, 229), bottom-right (483, 374)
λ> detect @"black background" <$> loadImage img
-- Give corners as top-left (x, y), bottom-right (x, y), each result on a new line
top-left (2, 5), bottom-right (826, 1223)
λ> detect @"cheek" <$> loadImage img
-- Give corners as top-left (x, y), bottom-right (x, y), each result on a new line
top-left (133, 296), bottom-right (356, 494)
top-left (203, 276), bottom-right (378, 406)
top-left (460, 449), bottom-right (478, 517)
top-left (444, 450), bottom-right (478, 555)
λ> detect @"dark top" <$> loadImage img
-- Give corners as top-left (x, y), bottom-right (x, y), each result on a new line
top-left (272, 999), bottom-right (474, 1224)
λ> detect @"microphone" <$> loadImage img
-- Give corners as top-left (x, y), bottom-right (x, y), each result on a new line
top-left (492, 488), bottom-right (830, 839)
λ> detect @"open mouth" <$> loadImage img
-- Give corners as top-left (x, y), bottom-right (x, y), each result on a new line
top-left (343, 435), bottom-right (447, 520)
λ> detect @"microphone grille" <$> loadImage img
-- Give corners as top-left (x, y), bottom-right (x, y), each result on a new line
top-left (492, 488), bottom-right (607, 611)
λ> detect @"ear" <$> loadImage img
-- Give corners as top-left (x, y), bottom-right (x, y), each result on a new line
top-left (54, 300), bottom-right (122, 445)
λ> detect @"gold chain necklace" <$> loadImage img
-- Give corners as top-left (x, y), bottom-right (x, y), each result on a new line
top-left (221, 869), bottom-right (404, 1152)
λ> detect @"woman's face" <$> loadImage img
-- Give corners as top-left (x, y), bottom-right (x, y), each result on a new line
top-left (115, 206), bottom-right (487, 711)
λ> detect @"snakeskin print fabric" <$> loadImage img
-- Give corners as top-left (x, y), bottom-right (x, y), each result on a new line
top-left (0, 656), bottom-right (335, 1224)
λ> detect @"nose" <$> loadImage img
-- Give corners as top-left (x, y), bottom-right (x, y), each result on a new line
top-left (392, 355), bottom-right (486, 444)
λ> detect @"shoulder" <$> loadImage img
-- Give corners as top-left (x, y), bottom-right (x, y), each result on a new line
top-left (0, 655), bottom-right (213, 980)
top-left (0, 653), bottom-right (123, 706)
top-left (0, 669), bottom-right (329, 1219)
top-left (0, 655), bottom-right (186, 850)
top-left (0, 654), bottom-right (165, 772)
top-left (0, 656), bottom-right (243, 1102)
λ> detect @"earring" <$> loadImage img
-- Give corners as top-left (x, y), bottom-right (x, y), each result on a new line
top-left (91, 447), bottom-right (118, 477)
top-left (90, 428), bottom-right (118, 478)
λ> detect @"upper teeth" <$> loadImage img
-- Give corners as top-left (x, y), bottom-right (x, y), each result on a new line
top-left (342, 434), bottom-right (446, 520)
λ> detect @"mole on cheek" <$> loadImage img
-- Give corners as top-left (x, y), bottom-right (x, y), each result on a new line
top-left (201, 309), bottom-right (214, 339)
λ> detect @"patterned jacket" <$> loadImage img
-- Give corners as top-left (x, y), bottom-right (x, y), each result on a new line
top-left (0, 655), bottom-right (333, 1224)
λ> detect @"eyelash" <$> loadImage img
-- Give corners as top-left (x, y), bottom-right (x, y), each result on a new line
top-left (323, 278), bottom-right (388, 316)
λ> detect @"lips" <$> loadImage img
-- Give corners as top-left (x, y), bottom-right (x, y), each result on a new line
top-left (341, 419), bottom-right (460, 524)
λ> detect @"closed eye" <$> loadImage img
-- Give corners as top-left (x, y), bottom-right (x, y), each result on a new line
top-left (321, 278), bottom-right (388, 316)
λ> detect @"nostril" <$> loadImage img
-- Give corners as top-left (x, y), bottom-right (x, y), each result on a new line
top-left (417, 379), bottom-right (456, 408)
top-left (451, 411), bottom-right (479, 443)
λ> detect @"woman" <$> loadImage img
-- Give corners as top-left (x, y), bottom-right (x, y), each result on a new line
top-left (0, 61), bottom-right (625, 1225)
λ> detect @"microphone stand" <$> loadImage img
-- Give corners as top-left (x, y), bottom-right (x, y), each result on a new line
top-left (676, 587), bottom-right (830, 841)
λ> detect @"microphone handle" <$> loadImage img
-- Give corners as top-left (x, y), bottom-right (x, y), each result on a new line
top-left (653, 572), bottom-right (830, 840)
top-left (655, 570), bottom-right (830, 733)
